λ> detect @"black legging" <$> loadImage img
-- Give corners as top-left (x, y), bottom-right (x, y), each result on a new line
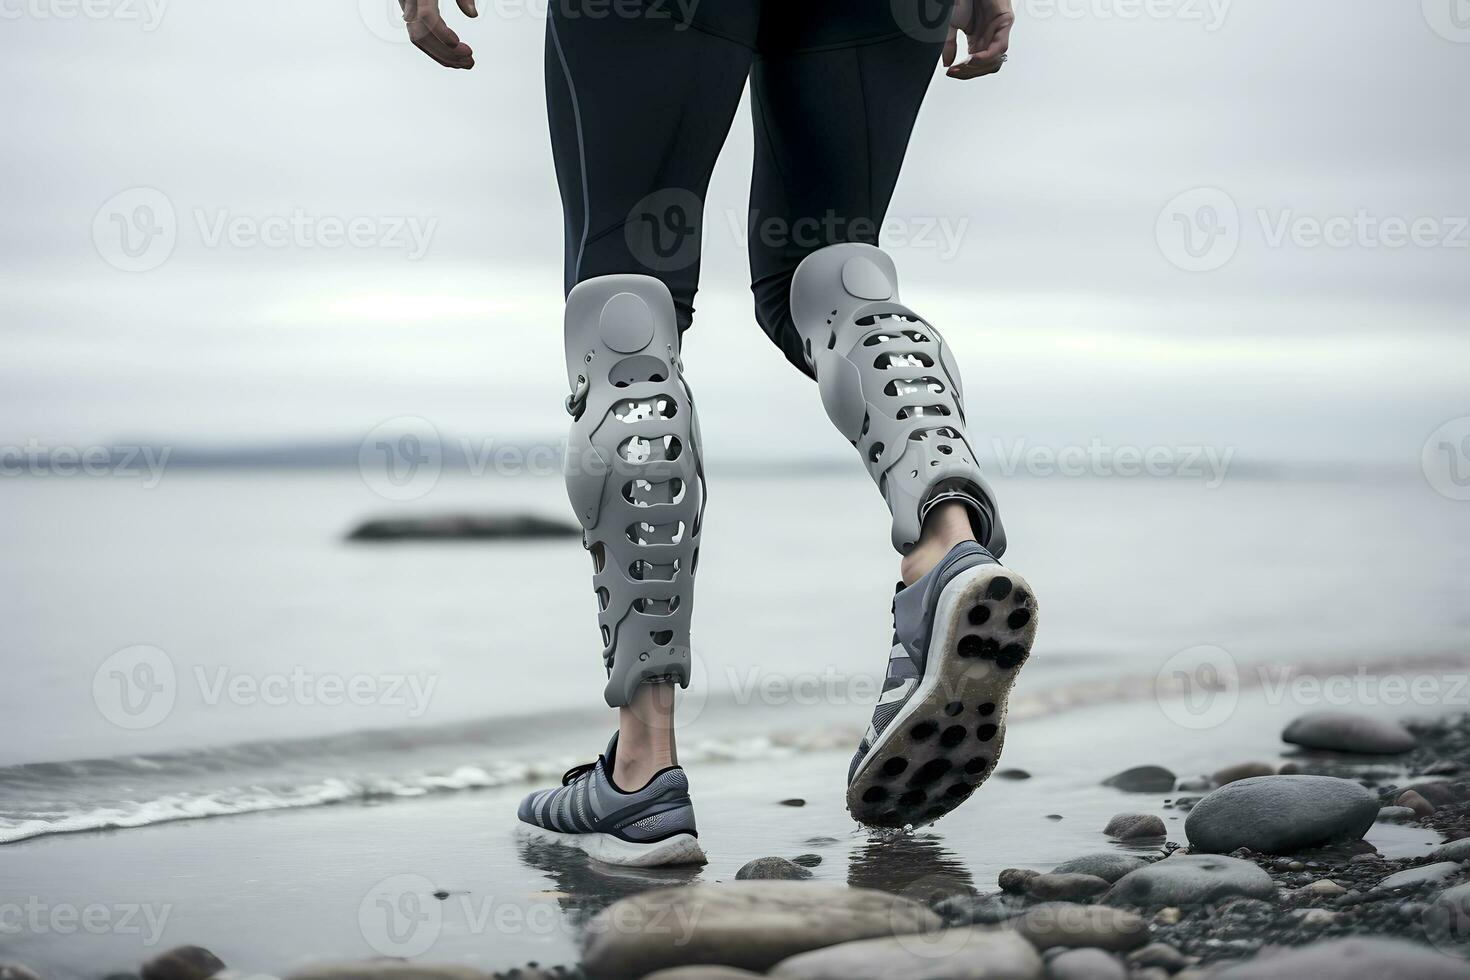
top-left (545, 0), bottom-right (950, 376)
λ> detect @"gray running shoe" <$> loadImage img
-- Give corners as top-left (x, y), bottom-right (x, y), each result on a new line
top-left (516, 733), bottom-right (705, 867)
top-left (847, 541), bottom-right (1038, 827)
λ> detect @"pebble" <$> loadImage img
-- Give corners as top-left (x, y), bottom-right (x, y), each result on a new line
top-left (1289, 908), bottom-right (1337, 928)
top-left (735, 857), bottom-right (813, 881)
top-left (778, 798), bottom-right (806, 807)
top-left (1281, 712), bottom-right (1418, 755)
top-left (1375, 806), bottom-right (1420, 823)
top-left (1125, 942), bottom-right (1190, 971)
top-left (1212, 936), bottom-right (1470, 978)
top-left (1403, 781), bottom-right (1465, 807)
top-left (1296, 879), bottom-right (1346, 899)
top-left (771, 929), bottom-right (1042, 980)
top-left (1009, 902), bottom-right (1149, 952)
top-left (1102, 766), bottom-right (1177, 793)
top-left (1153, 906), bottom-right (1182, 925)
top-left (141, 947), bottom-right (226, 980)
top-left (1000, 868), bottom-right (1041, 893)
top-left (791, 853), bottom-right (822, 868)
top-left (933, 891), bottom-right (1022, 926)
top-left (580, 882), bottom-right (940, 979)
top-left (998, 768), bottom-right (1032, 779)
top-left (1051, 853), bottom-right (1149, 883)
top-left (1045, 948), bottom-right (1125, 980)
top-left (1105, 813), bottom-right (1166, 840)
top-left (1213, 762), bottom-right (1277, 786)
top-left (1105, 854), bottom-right (1276, 908)
top-left (1398, 789), bottom-right (1436, 817)
top-left (1373, 861), bottom-right (1464, 892)
top-left (1026, 873), bottom-right (1110, 902)
top-left (1184, 775), bottom-right (1378, 854)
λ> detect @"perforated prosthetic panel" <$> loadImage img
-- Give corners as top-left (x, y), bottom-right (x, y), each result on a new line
top-left (790, 244), bottom-right (1005, 557)
top-left (563, 276), bottom-right (705, 707)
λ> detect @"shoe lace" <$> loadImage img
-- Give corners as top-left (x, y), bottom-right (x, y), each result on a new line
top-left (561, 756), bottom-right (600, 786)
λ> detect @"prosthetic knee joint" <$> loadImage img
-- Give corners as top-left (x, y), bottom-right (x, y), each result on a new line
top-left (563, 275), bottom-right (704, 708)
top-left (790, 244), bottom-right (1005, 557)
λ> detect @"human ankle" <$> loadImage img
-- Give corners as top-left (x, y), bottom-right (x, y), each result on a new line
top-left (900, 501), bottom-right (977, 587)
top-left (614, 683), bottom-right (677, 790)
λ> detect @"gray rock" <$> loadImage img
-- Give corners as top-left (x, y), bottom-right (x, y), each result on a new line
top-left (1184, 775), bottom-right (1378, 854)
top-left (287, 967), bottom-right (487, 980)
top-left (771, 929), bottom-right (1043, 980)
top-left (1398, 789), bottom-right (1436, 817)
top-left (1376, 806), bottom-right (1420, 823)
top-left (1431, 838), bottom-right (1470, 862)
top-left (644, 969), bottom-right (766, 980)
top-left (1009, 903), bottom-right (1149, 952)
top-left (1405, 781), bottom-right (1465, 807)
top-left (999, 868), bottom-right (1041, 893)
top-left (1104, 854), bottom-right (1276, 908)
top-left (933, 891), bottom-right (1022, 926)
top-left (1052, 853), bottom-right (1150, 884)
top-left (1177, 776), bottom-right (1214, 793)
top-left (1026, 873), bottom-right (1111, 902)
top-left (581, 882), bottom-right (941, 980)
top-left (736, 857), bottom-right (813, 881)
top-left (1213, 762), bottom-right (1277, 785)
top-left (347, 513), bottom-right (578, 541)
top-left (1281, 712), bottom-right (1417, 755)
top-left (141, 947), bottom-right (226, 980)
top-left (1102, 766), bottom-right (1177, 793)
top-left (1213, 937), bottom-right (1470, 978)
top-left (792, 853), bottom-right (823, 868)
top-left (1046, 949), bottom-right (1125, 980)
top-left (1374, 861), bottom-right (1465, 892)
top-left (1125, 943), bottom-right (1189, 971)
top-left (1104, 813), bottom-right (1166, 840)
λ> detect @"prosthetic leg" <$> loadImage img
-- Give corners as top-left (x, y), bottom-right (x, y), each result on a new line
top-left (563, 276), bottom-right (705, 708)
top-left (791, 244), bottom-right (1036, 828)
top-left (789, 243), bottom-right (1005, 557)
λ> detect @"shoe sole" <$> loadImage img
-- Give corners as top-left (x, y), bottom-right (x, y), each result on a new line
top-left (847, 563), bottom-right (1038, 828)
top-left (515, 822), bottom-right (707, 867)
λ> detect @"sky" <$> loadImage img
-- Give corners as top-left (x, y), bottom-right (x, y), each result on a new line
top-left (2, 0), bottom-right (1468, 468)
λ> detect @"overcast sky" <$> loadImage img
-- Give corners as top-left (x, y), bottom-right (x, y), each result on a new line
top-left (2, 0), bottom-right (1467, 466)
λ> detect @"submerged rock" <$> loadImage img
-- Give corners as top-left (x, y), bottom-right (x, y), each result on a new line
top-left (1184, 775), bottom-right (1378, 854)
top-left (1009, 903), bottom-right (1148, 952)
top-left (1104, 854), bottom-right (1275, 908)
top-left (735, 857), bottom-right (812, 881)
top-left (1026, 872), bottom-right (1110, 902)
top-left (1052, 853), bottom-right (1149, 883)
top-left (1281, 712), bottom-right (1417, 755)
top-left (934, 891), bottom-right (1022, 926)
top-left (1213, 937), bottom-right (1470, 978)
top-left (1102, 766), bottom-right (1177, 793)
top-left (346, 513), bottom-right (579, 542)
top-left (580, 882), bottom-right (940, 980)
top-left (999, 868), bottom-right (1041, 893)
top-left (771, 929), bottom-right (1042, 980)
top-left (141, 947), bottom-right (225, 980)
top-left (1105, 813), bottom-right (1166, 840)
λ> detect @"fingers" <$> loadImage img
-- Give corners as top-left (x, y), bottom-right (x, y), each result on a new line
top-left (943, 25), bottom-right (959, 68)
top-left (409, 7), bottom-right (474, 69)
top-left (456, 0), bottom-right (478, 17)
top-left (946, 12), bottom-right (1013, 80)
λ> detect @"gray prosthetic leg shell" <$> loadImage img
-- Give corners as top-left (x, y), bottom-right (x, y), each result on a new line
top-left (563, 275), bottom-right (704, 707)
top-left (790, 243), bottom-right (1005, 556)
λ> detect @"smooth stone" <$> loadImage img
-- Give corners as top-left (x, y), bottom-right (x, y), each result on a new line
top-left (1046, 949), bottom-right (1126, 980)
top-left (933, 892), bottom-right (1022, 926)
top-left (1009, 903), bottom-right (1149, 952)
top-left (779, 798), bottom-right (807, 807)
top-left (1125, 943), bottom-right (1189, 971)
top-left (1432, 838), bottom-right (1470, 862)
top-left (1105, 854), bottom-right (1276, 908)
top-left (999, 868), bottom-right (1040, 893)
top-left (1291, 908), bottom-right (1338, 928)
top-left (1281, 712), bottom-right (1417, 755)
top-left (141, 947), bottom-right (226, 980)
top-left (1102, 766), bottom-right (1177, 793)
top-left (1374, 861), bottom-right (1464, 892)
top-left (997, 769), bottom-right (1032, 780)
top-left (1026, 873), bottom-right (1110, 902)
top-left (581, 882), bottom-right (941, 980)
top-left (1177, 777), bottom-right (1214, 793)
top-left (1213, 937), bottom-right (1470, 979)
top-left (772, 929), bottom-right (1042, 980)
top-left (792, 853), bottom-right (823, 868)
top-left (1398, 789), bottom-right (1437, 817)
top-left (736, 857), bottom-right (813, 881)
top-left (1184, 775), bottom-right (1378, 854)
top-left (1213, 762), bottom-right (1277, 785)
top-left (1376, 806), bottom-right (1419, 823)
top-left (287, 967), bottom-right (486, 980)
top-left (1104, 813), bottom-right (1166, 840)
top-left (644, 970), bottom-right (765, 980)
top-left (1052, 853), bottom-right (1149, 884)
top-left (1405, 781), bottom-right (1465, 807)
top-left (1296, 879), bottom-right (1346, 898)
